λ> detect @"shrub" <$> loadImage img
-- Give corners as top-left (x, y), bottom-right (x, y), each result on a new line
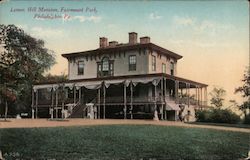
top-left (195, 110), bottom-right (211, 122)
top-left (243, 114), bottom-right (250, 124)
top-left (195, 108), bottom-right (241, 124)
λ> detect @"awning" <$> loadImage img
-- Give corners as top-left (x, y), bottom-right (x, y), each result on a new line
top-left (166, 101), bottom-right (180, 111)
top-left (75, 81), bottom-right (103, 90)
top-left (33, 84), bottom-right (59, 91)
top-left (33, 76), bottom-right (162, 90)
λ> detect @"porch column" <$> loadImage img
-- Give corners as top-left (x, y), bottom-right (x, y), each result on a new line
top-left (55, 88), bottom-right (58, 119)
top-left (103, 84), bottom-right (106, 119)
top-left (195, 86), bottom-right (198, 106)
top-left (197, 86), bottom-right (200, 107)
top-left (78, 87), bottom-right (81, 104)
top-left (205, 87), bottom-right (208, 106)
top-left (35, 89), bottom-right (38, 119)
top-left (124, 83), bottom-right (127, 119)
top-left (82, 88), bottom-right (85, 118)
top-left (31, 88), bottom-right (34, 119)
top-left (201, 87), bottom-right (203, 108)
top-left (187, 83), bottom-right (190, 108)
top-left (98, 88), bottom-right (100, 119)
top-left (73, 86), bottom-right (76, 104)
top-left (160, 78), bottom-right (164, 120)
top-left (175, 80), bottom-right (179, 103)
top-left (130, 82), bottom-right (133, 119)
top-left (61, 86), bottom-right (65, 119)
top-left (164, 78), bottom-right (167, 120)
top-left (153, 82), bottom-right (159, 121)
top-left (51, 89), bottom-right (54, 119)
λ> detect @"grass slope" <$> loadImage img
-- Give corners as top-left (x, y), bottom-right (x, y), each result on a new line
top-left (0, 125), bottom-right (249, 160)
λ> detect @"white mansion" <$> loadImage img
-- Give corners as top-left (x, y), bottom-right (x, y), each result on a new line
top-left (32, 32), bottom-right (208, 121)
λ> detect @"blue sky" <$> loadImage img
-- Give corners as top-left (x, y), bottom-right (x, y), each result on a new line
top-left (1, 0), bottom-right (249, 106)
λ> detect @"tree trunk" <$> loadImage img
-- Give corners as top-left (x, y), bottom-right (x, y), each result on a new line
top-left (4, 100), bottom-right (8, 121)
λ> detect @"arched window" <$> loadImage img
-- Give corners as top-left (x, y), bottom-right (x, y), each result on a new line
top-left (102, 57), bottom-right (109, 71)
top-left (97, 57), bottom-right (114, 77)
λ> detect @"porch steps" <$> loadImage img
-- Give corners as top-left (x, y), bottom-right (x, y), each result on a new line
top-left (68, 103), bottom-right (85, 118)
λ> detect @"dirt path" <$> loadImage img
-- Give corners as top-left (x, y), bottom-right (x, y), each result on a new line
top-left (0, 119), bottom-right (249, 133)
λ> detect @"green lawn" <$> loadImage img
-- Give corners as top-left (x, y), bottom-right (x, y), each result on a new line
top-left (0, 125), bottom-right (249, 160)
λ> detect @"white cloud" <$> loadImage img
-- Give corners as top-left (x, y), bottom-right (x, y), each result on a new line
top-left (173, 16), bottom-right (195, 26)
top-left (173, 16), bottom-right (233, 35)
top-left (149, 12), bottom-right (162, 20)
top-left (107, 24), bottom-right (117, 29)
top-left (30, 27), bottom-right (65, 39)
top-left (199, 20), bottom-right (215, 31)
top-left (64, 15), bottom-right (102, 23)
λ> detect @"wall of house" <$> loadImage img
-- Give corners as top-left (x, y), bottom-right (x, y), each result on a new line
top-left (68, 50), bottom-right (149, 80)
top-left (114, 50), bottom-right (148, 77)
top-left (68, 56), bottom-right (98, 80)
top-left (147, 51), bottom-right (177, 76)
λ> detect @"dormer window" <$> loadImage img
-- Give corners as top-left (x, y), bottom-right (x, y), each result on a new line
top-left (97, 57), bottom-right (114, 77)
top-left (78, 61), bottom-right (84, 75)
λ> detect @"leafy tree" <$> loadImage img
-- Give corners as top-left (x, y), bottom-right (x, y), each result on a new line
top-left (235, 69), bottom-right (250, 119)
top-left (39, 73), bottom-right (67, 83)
top-left (209, 87), bottom-right (226, 108)
top-left (0, 24), bottom-right (55, 117)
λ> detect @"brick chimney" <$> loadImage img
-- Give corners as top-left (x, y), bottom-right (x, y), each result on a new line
top-left (129, 32), bottom-right (138, 44)
top-left (100, 37), bottom-right (108, 48)
top-left (140, 36), bottom-right (150, 44)
top-left (109, 41), bottom-right (118, 47)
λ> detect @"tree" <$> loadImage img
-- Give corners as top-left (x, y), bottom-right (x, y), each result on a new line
top-left (209, 87), bottom-right (226, 108)
top-left (0, 24), bottom-right (55, 117)
top-left (39, 73), bottom-right (67, 83)
top-left (235, 69), bottom-right (250, 118)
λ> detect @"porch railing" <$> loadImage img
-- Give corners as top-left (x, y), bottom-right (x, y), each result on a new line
top-left (37, 95), bottom-right (207, 108)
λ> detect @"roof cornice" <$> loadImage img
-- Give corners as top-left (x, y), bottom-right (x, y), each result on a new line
top-left (61, 43), bottom-right (183, 60)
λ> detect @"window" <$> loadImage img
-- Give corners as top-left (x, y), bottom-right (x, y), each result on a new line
top-left (97, 57), bottom-right (114, 77)
top-left (129, 55), bottom-right (136, 71)
top-left (152, 55), bottom-right (156, 71)
top-left (162, 63), bottom-right (166, 73)
top-left (170, 62), bottom-right (174, 75)
top-left (102, 57), bottom-right (109, 71)
top-left (98, 63), bottom-right (102, 72)
top-left (78, 61), bottom-right (84, 75)
top-left (109, 63), bottom-right (114, 75)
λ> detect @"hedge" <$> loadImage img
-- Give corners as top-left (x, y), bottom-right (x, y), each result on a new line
top-left (195, 108), bottom-right (241, 124)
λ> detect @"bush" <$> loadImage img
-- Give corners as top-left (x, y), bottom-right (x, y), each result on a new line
top-left (243, 114), bottom-right (250, 124)
top-left (195, 108), bottom-right (241, 124)
top-left (195, 110), bottom-right (211, 122)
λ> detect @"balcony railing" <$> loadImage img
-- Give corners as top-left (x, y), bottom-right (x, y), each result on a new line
top-left (37, 95), bottom-right (207, 107)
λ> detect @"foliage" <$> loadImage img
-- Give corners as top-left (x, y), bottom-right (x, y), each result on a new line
top-left (243, 113), bottom-right (250, 124)
top-left (195, 108), bottom-right (241, 124)
top-left (235, 69), bottom-right (250, 98)
top-left (209, 87), bottom-right (226, 108)
top-left (195, 109), bottom-right (210, 122)
top-left (0, 125), bottom-right (249, 159)
top-left (0, 24), bottom-right (55, 114)
top-left (39, 73), bottom-right (67, 83)
top-left (235, 69), bottom-right (250, 117)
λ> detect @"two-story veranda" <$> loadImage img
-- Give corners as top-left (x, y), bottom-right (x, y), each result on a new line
top-left (31, 32), bottom-right (208, 121)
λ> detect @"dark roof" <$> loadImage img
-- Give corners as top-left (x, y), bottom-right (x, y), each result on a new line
top-left (61, 43), bottom-right (183, 60)
top-left (34, 73), bottom-right (208, 88)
